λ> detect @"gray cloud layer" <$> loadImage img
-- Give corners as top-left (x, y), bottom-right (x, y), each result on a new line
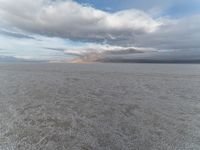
top-left (129, 16), bottom-right (200, 51)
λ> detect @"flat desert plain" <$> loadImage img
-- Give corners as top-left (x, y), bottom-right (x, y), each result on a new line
top-left (0, 63), bottom-right (200, 150)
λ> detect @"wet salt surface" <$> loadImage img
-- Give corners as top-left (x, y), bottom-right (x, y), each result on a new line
top-left (0, 63), bottom-right (200, 150)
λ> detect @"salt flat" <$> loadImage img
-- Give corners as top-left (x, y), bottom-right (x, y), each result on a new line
top-left (0, 63), bottom-right (200, 150)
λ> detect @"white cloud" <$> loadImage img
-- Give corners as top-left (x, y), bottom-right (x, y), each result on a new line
top-left (0, 0), bottom-right (161, 42)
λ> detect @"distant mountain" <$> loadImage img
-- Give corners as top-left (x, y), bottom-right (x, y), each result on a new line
top-left (99, 50), bottom-right (200, 64)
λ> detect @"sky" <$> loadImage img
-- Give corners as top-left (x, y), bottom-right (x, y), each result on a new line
top-left (0, 0), bottom-right (200, 61)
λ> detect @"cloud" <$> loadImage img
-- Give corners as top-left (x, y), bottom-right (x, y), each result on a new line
top-left (0, 0), bottom-right (161, 42)
top-left (64, 44), bottom-right (156, 55)
top-left (0, 29), bottom-right (35, 39)
top-left (132, 15), bottom-right (200, 51)
top-left (0, 34), bottom-right (73, 60)
top-left (0, 0), bottom-right (199, 59)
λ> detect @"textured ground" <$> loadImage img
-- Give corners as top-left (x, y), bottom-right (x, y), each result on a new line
top-left (0, 63), bottom-right (200, 150)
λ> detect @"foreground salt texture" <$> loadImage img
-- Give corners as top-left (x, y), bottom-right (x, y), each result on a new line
top-left (0, 63), bottom-right (200, 150)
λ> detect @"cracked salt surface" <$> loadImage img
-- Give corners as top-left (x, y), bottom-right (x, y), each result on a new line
top-left (0, 63), bottom-right (200, 150)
